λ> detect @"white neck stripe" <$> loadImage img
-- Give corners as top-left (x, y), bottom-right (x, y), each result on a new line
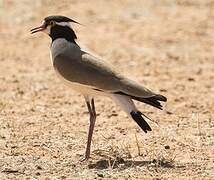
top-left (56, 22), bottom-right (71, 27)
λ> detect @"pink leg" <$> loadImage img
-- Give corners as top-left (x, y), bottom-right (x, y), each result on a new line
top-left (81, 98), bottom-right (96, 161)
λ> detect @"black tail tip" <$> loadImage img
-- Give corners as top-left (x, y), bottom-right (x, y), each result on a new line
top-left (156, 94), bottom-right (167, 102)
top-left (130, 111), bottom-right (152, 133)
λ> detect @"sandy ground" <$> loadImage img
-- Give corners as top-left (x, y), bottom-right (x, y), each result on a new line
top-left (0, 0), bottom-right (214, 179)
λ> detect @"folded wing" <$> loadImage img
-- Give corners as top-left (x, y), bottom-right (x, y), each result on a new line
top-left (53, 49), bottom-right (167, 109)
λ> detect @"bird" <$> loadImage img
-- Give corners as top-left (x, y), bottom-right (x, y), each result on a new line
top-left (31, 15), bottom-right (167, 161)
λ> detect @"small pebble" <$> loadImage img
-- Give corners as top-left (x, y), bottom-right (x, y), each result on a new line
top-left (36, 165), bottom-right (42, 170)
top-left (164, 145), bottom-right (170, 149)
top-left (97, 173), bottom-right (104, 178)
top-left (35, 172), bottom-right (40, 176)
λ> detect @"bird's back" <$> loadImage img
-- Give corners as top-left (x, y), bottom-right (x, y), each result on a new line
top-left (51, 39), bottom-right (162, 99)
top-left (51, 39), bottom-right (122, 89)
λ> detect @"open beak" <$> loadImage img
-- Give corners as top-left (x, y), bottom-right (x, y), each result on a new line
top-left (30, 22), bottom-right (46, 34)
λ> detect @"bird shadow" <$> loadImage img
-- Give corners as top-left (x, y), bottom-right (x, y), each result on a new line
top-left (88, 157), bottom-right (179, 170)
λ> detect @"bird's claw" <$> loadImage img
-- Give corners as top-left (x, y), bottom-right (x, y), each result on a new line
top-left (79, 155), bottom-right (90, 162)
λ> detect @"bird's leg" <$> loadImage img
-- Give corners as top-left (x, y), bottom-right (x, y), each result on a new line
top-left (81, 97), bottom-right (96, 161)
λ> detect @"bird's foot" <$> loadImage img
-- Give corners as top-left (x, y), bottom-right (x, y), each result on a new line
top-left (79, 155), bottom-right (90, 162)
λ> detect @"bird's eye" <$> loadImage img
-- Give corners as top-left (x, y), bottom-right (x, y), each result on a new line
top-left (49, 21), bottom-right (56, 26)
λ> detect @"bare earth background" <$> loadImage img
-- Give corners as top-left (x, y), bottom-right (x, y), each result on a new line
top-left (0, 0), bottom-right (214, 179)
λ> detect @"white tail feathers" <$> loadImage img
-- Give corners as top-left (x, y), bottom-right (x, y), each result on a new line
top-left (111, 94), bottom-right (137, 116)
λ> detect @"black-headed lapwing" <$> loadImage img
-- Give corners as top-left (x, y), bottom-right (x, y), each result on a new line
top-left (31, 15), bottom-right (167, 161)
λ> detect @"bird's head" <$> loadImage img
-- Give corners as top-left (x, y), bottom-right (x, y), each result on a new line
top-left (31, 15), bottom-right (81, 43)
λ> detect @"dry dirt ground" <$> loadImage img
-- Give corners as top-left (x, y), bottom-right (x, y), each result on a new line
top-left (0, 0), bottom-right (214, 179)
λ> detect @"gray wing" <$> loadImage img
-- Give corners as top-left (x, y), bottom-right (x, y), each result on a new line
top-left (53, 48), bottom-right (161, 99)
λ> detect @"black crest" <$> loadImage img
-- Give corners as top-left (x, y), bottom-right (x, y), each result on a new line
top-left (44, 15), bottom-right (80, 24)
